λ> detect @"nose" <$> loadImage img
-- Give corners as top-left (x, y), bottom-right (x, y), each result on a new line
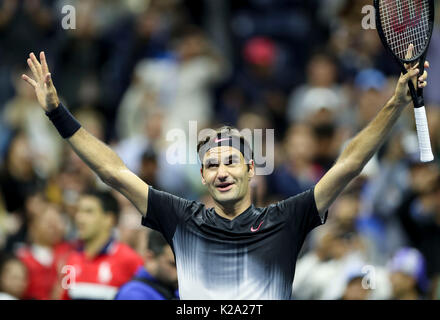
top-left (216, 163), bottom-right (229, 180)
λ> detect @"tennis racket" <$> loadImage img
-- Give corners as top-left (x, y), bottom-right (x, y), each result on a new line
top-left (374, 0), bottom-right (435, 162)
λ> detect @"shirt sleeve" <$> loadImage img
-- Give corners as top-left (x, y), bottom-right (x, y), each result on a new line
top-left (141, 187), bottom-right (200, 244)
top-left (276, 187), bottom-right (327, 240)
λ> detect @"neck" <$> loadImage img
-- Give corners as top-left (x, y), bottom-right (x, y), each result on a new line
top-left (84, 230), bottom-right (112, 258)
top-left (213, 192), bottom-right (252, 220)
top-left (29, 229), bottom-right (52, 248)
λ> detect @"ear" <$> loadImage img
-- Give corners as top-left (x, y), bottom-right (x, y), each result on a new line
top-left (200, 167), bottom-right (206, 185)
top-left (248, 160), bottom-right (255, 179)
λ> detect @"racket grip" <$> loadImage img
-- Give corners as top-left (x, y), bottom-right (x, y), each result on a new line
top-left (414, 106), bottom-right (434, 162)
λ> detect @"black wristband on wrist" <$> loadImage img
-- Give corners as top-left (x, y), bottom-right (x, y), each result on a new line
top-left (45, 103), bottom-right (81, 139)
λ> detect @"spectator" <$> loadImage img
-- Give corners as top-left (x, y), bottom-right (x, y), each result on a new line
top-left (237, 37), bottom-right (283, 105)
top-left (116, 24), bottom-right (228, 139)
top-left (2, 66), bottom-right (62, 176)
top-left (337, 264), bottom-right (391, 300)
top-left (115, 190), bottom-right (149, 257)
top-left (293, 223), bottom-right (391, 300)
top-left (16, 203), bottom-right (71, 300)
top-left (3, 189), bottom-right (48, 253)
top-left (388, 247), bottom-right (428, 300)
top-left (115, 230), bottom-right (178, 300)
top-left (267, 123), bottom-right (323, 198)
top-left (60, 190), bottom-right (143, 300)
top-left (0, 254), bottom-right (28, 300)
top-left (287, 52), bottom-right (347, 123)
top-left (394, 162), bottom-right (440, 279)
top-left (292, 225), bottom-right (366, 300)
top-left (52, 0), bottom-right (108, 111)
top-left (138, 148), bottom-right (159, 187)
top-left (354, 69), bottom-right (391, 130)
top-left (0, 0), bottom-right (55, 65)
top-left (101, 4), bottom-right (174, 114)
top-left (0, 131), bottom-right (43, 214)
top-left (340, 275), bottom-right (370, 300)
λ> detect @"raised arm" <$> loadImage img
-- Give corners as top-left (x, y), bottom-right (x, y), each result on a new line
top-left (22, 51), bottom-right (149, 216)
top-left (314, 54), bottom-right (429, 216)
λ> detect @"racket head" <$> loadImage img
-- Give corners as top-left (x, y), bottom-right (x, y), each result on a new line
top-left (374, 0), bottom-right (435, 64)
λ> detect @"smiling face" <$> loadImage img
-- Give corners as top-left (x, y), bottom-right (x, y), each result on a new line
top-left (201, 146), bottom-right (254, 206)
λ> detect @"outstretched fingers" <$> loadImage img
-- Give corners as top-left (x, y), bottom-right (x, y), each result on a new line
top-left (40, 51), bottom-right (50, 77)
top-left (29, 52), bottom-right (43, 79)
top-left (27, 56), bottom-right (39, 81)
top-left (22, 74), bottom-right (36, 88)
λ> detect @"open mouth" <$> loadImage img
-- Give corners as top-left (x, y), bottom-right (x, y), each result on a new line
top-left (215, 182), bottom-right (234, 192)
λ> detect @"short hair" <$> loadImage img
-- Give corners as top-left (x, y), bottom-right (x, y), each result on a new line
top-left (148, 230), bottom-right (169, 257)
top-left (84, 189), bottom-right (120, 219)
top-left (197, 126), bottom-right (253, 169)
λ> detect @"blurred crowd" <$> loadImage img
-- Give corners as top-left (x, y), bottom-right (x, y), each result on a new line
top-left (1, 0), bottom-right (440, 300)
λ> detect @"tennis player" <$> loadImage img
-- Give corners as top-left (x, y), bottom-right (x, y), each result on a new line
top-left (22, 49), bottom-right (429, 299)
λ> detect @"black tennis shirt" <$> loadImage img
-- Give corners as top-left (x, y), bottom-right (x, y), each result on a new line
top-left (142, 186), bottom-right (327, 299)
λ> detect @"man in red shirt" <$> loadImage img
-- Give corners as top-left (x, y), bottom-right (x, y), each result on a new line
top-left (60, 190), bottom-right (143, 300)
top-left (17, 203), bottom-right (71, 300)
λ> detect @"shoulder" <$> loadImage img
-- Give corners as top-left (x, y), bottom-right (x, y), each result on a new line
top-left (271, 188), bottom-right (316, 212)
top-left (148, 186), bottom-right (205, 218)
top-left (269, 187), bottom-right (325, 226)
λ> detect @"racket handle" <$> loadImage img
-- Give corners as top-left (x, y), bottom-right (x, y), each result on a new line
top-left (414, 106), bottom-right (434, 162)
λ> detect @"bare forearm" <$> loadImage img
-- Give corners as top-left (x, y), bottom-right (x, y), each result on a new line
top-left (314, 98), bottom-right (407, 215)
top-left (67, 127), bottom-right (125, 184)
top-left (67, 127), bottom-right (149, 216)
top-left (314, 59), bottom-right (427, 215)
top-left (339, 97), bottom-right (406, 172)
top-left (22, 52), bottom-right (150, 215)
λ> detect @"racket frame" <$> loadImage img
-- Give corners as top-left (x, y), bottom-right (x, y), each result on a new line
top-left (374, 0), bottom-right (435, 108)
top-left (374, 0), bottom-right (435, 162)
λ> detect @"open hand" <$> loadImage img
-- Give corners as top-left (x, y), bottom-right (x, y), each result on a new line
top-left (22, 51), bottom-right (59, 112)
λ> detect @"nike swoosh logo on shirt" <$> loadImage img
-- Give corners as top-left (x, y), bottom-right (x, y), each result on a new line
top-left (250, 221), bottom-right (264, 232)
top-left (214, 137), bottom-right (231, 143)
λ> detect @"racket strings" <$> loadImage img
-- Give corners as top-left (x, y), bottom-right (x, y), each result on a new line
top-left (379, 0), bottom-right (430, 60)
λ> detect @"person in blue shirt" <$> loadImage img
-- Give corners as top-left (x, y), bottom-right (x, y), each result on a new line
top-left (115, 231), bottom-right (178, 300)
